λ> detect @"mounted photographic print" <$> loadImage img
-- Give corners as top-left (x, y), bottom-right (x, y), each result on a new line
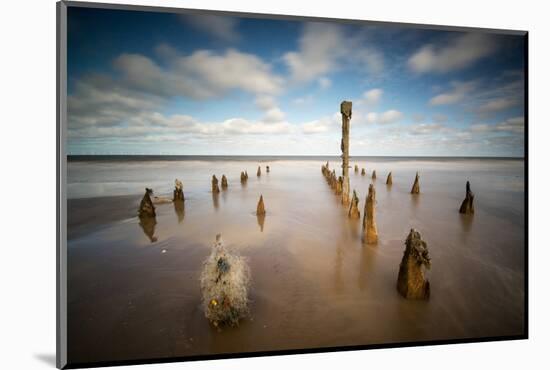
top-left (57, 1), bottom-right (528, 368)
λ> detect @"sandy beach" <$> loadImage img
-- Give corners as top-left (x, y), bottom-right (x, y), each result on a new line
top-left (67, 156), bottom-right (525, 364)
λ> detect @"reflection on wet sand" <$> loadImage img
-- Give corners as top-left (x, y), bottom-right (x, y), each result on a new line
top-left (257, 213), bottom-right (265, 232)
top-left (411, 193), bottom-right (420, 209)
top-left (138, 216), bottom-right (157, 242)
top-left (173, 200), bottom-right (185, 223)
top-left (358, 244), bottom-right (377, 291)
top-left (212, 192), bottom-right (219, 210)
top-left (460, 213), bottom-right (474, 234)
top-left (346, 216), bottom-right (361, 239)
top-left (334, 241), bottom-right (345, 292)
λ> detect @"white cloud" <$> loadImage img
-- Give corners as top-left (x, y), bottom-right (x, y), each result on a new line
top-left (362, 88), bottom-right (383, 105)
top-left (284, 22), bottom-right (345, 83)
top-left (470, 117), bottom-right (524, 134)
top-left (70, 110), bottom-right (294, 139)
top-left (179, 14), bottom-right (240, 43)
top-left (318, 77), bottom-right (332, 89)
top-left (175, 49), bottom-right (283, 96)
top-left (301, 114), bottom-right (340, 134)
top-left (408, 123), bottom-right (447, 135)
top-left (430, 81), bottom-right (477, 105)
top-left (255, 95), bottom-right (277, 111)
top-left (302, 120), bottom-right (330, 134)
top-left (433, 113), bottom-right (448, 123)
top-left (353, 49), bottom-right (384, 75)
top-left (262, 107), bottom-right (286, 123)
top-left (67, 76), bottom-right (163, 129)
top-left (113, 48), bottom-right (283, 100)
top-left (477, 97), bottom-right (521, 113)
top-left (293, 95), bottom-right (314, 106)
top-left (408, 33), bottom-right (497, 74)
top-left (366, 109), bottom-right (404, 124)
top-left (284, 22), bottom-right (384, 83)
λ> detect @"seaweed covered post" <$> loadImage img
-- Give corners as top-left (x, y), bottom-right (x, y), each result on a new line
top-left (363, 184), bottom-right (378, 244)
top-left (386, 172), bottom-right (393, 185)
top-left (266, 165), bottom-right (270, 173)
top-left (256, 195), bottom-right (266, 216)
top-left (355, 164), bottom-right (359, 173)
top-left (348, 189), bottom-right (360, 219)
top-left (173, 179), bottom-right (185, 201)
top-left (410, 172), bottom-right (420, 194)
top-left (257, 166), bottom-right (261, 177)
top-left (372, 170), bottom-right (377, 180)
top-left (221, 175), bottom-right (228, 190)
top-left (138, 188), bottom-right (156, 218)
top-left (341, 101), bottom-right (352, 205)
top-left (459, 181), bottom-right (475, 214)
top-left (212, 175), bottom-right (220, 194)
top-left (240, 171), bottom-right (247, 184)
top-left (361, 168), bottom-right (366, 176)
top-left (397, 229), bottom-right (431, 300)
top-left (200, 234), bottom-right (251, 327)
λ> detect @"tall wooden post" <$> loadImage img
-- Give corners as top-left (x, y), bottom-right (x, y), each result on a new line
top-left (341, 101), bottom-right (352, 206)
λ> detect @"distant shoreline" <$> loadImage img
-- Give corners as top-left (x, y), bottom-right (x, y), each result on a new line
top-left (67, 155), bottom-right (524, 162)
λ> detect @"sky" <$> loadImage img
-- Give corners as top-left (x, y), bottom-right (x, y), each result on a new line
top-left (67, 7), bottom-right (526, 157)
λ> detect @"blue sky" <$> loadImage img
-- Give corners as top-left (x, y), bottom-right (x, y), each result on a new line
top-left (67, 7), bottom-right (526, 156)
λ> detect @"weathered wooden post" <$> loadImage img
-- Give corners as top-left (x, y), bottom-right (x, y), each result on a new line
top-left (397, 229), bottom-right (431, 299)
top-left (212, 175), bottom-right (220, 194)
top-left (341, 101), bottom-right (352, 205)
top-left (348, 189), bottom-right (360, 219)
top-left (363, 184), bottom-right (378, 244)
top-left (411, 172), bottom-right (420, 194)
top-left (173, 179), bottom-right (185, 201)
top-left (256, 195), bottom-right (266, 216)
top-left (386, 172), bottom-right (393, 185)
top-left (459, 181), bottom-right (475, 214)
top-left (138, 188), bottom-right (156, 218)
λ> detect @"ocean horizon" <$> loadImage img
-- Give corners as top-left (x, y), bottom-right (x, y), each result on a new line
top-left (67, 154), bottom-right (525, 162)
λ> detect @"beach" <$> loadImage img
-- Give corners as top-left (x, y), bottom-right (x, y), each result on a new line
top-left (66, 156), bottom-right (525, 364)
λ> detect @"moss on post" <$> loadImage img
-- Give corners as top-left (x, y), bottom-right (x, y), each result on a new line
top-left (397, 229), bottom-right (431, 300)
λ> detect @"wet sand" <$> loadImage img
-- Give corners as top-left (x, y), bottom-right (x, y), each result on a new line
top-left (67, 157), bottom-right (525, 364)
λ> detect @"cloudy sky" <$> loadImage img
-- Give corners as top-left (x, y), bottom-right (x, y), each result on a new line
top-left (67, 7), bottom-right (526, 156)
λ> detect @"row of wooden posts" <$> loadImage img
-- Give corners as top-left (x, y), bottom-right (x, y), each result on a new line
top-left (211, 165), bottom-right (268, 216)
top-left (329, 100), bottom-right (475, 299)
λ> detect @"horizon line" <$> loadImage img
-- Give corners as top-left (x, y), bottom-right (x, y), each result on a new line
top-left (67, 154), bottom-right (525, 159)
